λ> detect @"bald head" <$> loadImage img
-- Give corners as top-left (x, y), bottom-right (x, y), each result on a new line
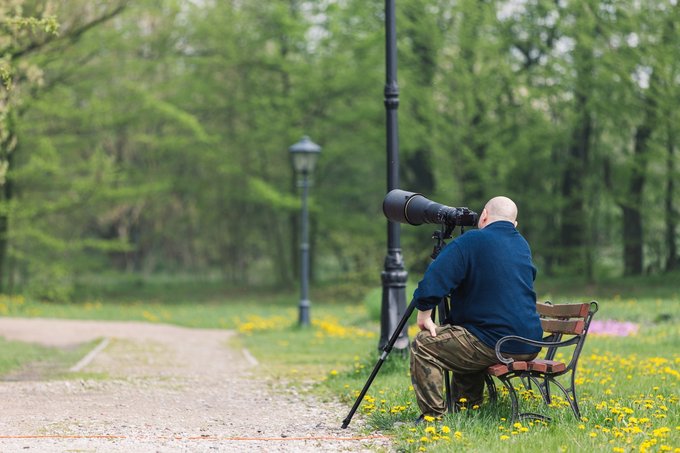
top-left (478, 196), bottom-right (518, 229)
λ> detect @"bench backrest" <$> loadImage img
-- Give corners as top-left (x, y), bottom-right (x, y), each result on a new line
top-left (537, 301), bottom-right (599, 366)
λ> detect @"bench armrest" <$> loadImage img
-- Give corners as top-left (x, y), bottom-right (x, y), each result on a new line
top-left (494, 335), bottom-right (580, 364)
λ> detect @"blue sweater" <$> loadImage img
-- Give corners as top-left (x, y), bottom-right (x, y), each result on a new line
top-left (413, 221), bottom-right (542, 354)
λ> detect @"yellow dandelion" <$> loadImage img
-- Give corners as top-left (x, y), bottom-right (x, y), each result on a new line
top-left (653, 427), bottom-right (671, 438)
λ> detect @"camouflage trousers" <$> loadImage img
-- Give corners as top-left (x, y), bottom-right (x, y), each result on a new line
top-left (410, 325), bottom-right (537, 417)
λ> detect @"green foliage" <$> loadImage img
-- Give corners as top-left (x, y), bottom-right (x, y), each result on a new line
top-left (0, 0), bottom-right (678, 292)
top-left (0, 8), bottom-right (58, 88)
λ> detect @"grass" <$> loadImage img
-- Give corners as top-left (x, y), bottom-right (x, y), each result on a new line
top-left (320, 297), bottom-right (679, 452)
top-left (534, 271), bottom-right (680, 301)
top-left (0, 336), bottom-right (99, 379)
top-left (0, 274), bottom-right (678, 452)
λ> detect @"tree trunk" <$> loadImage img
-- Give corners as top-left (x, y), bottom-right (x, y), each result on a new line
top-left (455, 4), bottom-right (490, 209)
top-left (560, 96), bottom-right (591, 275)
top-left (0, 112), bottom-right (17, 292)
top-left (401, 1), bottom-right (437, 196)
top-left (663, 5), bottom-right (679, 272)
top-left (665, 129), bottom-right (678, 271)
top-left (622, 206), bottom-right (644, 275)
top-left (560, 15), bottom-right (594, 277)
top-left (623, 122), bottom-right (652, 276)
top-left (622, 74), bottom-right (656, 276)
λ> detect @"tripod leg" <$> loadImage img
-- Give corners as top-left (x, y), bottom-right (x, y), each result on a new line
top-left (437, 297), bottom-right (453, 413)
top-left (341, 299), bottom-right (417, 429)
top-left (444, 371), bottom-right (453, 413)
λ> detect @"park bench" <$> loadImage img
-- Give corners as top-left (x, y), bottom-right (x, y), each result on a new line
top-left (483, 300), bottom-right (599, 422)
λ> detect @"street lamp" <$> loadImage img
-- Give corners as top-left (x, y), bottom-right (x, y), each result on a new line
top-left (379, 0), bottom-right (409, 352)
top-left (289, 136), bottom-right (322, 327)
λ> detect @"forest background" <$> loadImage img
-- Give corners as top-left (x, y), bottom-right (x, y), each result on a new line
top-left (1, 0), bottom-right (679, 302)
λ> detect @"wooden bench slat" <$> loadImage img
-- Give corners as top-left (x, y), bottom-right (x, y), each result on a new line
top-left (540, 319), bottom-right (585, 335)
top-left (509, 361), bottom-right (528, 371)
top-left (537, 302), bottom-right (590, 319)
top-left (528, 359), bottom-right (567, 373)
top-left (487, 364), bottom-right (509, 376)
top-left (486, 361), bottom-right (529, 376)
top-left (486, 360), bottom-right (567, 376)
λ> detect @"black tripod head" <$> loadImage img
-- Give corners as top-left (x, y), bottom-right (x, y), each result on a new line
top-left (431, 224), bottom-right (470, 260)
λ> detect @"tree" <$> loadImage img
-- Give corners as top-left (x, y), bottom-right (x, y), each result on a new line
top-left (2, 0), bottom-right (129, 297)
top-left (1, 1), bottom-right (58, 292)
top-left (3, 0), bottom-right (678, 296)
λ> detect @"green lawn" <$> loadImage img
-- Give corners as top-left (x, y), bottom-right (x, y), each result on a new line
top-left (0, 335), bottom-right (99, 379)
top-left (0, 276), bottom-right (678, 452)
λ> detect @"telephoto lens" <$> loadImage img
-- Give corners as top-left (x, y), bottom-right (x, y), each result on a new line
top-left (383, 189), bottom-right (478, 227)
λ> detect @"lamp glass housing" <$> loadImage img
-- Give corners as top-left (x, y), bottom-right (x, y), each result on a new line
top-left (289, 136), bottom-right (321, 174)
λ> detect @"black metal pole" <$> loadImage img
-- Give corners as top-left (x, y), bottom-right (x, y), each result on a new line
top-left (298, 170), bottom-right (311, 326)
top-left (379, 0), bottom-right (409, 351)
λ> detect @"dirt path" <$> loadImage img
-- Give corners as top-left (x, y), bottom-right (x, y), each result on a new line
top-left (0, 318), bottom-right (389, 452)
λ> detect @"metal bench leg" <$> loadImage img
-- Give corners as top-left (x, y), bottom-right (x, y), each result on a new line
top-left (498, 376), bottom-right (520, 423)
top-left (549, 375), bottom-right (581, 420)
top-left (527, 375), bottom-right (551, 405)
top-left (569, 371), bottom-right (582, 419)
top-left (503, 375), bottom-right (552, 422)
top-left (543, 376), bottom-right (552, 404)
top-left (485, 374), bottom-right (498, 403)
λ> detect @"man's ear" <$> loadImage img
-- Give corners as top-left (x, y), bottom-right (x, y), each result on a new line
top-left (478, 208), bottom-right (488, 228)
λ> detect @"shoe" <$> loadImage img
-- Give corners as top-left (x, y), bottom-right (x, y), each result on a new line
top-left (414, 414), bottom-right (426, 426)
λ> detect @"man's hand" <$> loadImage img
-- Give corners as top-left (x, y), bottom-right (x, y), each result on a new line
top-left (416, 309), bottom-right (437, 337)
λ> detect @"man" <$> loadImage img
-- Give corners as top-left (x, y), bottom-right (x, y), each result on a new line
top-left (409, 196), bottom-right (543, 419)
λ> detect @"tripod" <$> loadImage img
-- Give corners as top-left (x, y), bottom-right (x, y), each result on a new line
top-left (341, 224), bottom-right (463, 429)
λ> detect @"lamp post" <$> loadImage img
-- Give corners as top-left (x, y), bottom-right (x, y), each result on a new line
top-left (378, 0), bottom-right (409, 352)
top-left (289, 136), bottom-right (321, 327)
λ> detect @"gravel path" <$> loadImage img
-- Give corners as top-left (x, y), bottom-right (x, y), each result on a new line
top-left (0, 318), bottom-right (389, 452)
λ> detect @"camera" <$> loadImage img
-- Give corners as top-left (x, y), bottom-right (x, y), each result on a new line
top-left (383, 189), bottom-right (478, 227)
